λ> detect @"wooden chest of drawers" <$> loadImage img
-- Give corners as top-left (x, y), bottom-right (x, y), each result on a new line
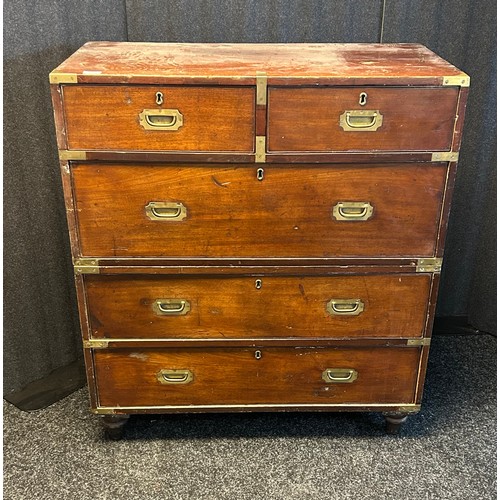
top-left (50, 42), bottom-right (469, 438)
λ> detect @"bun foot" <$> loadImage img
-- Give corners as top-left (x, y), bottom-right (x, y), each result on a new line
top-left (384, 413), bottom-right (408, 434)
top-left (101, 414), bottom-right (130, 440)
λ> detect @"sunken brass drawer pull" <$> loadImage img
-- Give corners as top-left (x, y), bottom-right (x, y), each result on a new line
top-left (322, 368), bottom-right (358, 384)
top-left (145, 201), bottom-right (187, 221)
top-left (139, 109), bottom-right (184, 130)
top-left (153, 299), bottom-right (191, 316)
top-left (339, 110), bottom-right (383, 131)
top-left (326, 299), bottom-right (365, 316)
top-left (157, 369), bottom-right (193, 385)
top-left (332, 201), bottom-right (373, 221)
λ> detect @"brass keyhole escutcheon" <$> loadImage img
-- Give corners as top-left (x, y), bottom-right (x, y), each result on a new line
top-left (255, 279), bottom-right (262, 289)
top-left (359, 92), bottom-right (367, 106)
top-left (155, 91), bottom-right (164, 106)
top-left (255, 350), bottom-right (262, 360)
top-left (257, 168), bottom-right (264, 181)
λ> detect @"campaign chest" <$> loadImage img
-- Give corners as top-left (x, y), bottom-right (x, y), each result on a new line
top-left (50, 42), bottom-right (469, 438)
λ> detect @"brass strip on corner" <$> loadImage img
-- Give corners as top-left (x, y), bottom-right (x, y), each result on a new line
top-left (58, 150), bottom-right (87, 161)
top-left (50, 73), bottom-right (78, 84)
top-left (407, 338), bottom-right (432, 347)
top-left (442, 75), bottom-right (470, 87)
top-left (416, 258), bottom-right (443, 273)
top-left (256, 71), bottom-right (267, 105)
top-left (92, 407), bottom-right (118, 415)
top-left (255, 136), bottom-right (266, 163)
top-left (83, 339), bottom-right (109, 349)
top-left (431, 151), bottom-right (459, 162)
top-left (73, 258), bottom-right (100, 275)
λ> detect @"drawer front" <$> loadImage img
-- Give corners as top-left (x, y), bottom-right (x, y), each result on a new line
top-left (94, 347), bottom-right (420, 406)
top-left (62, 85), bottom-right (255, 152)
top-left (85, 274), bottom-right (431, 340)
top-left (268, 87), bottom-right (459, 152)
top-left (72, 163), bottom-right (446, 258)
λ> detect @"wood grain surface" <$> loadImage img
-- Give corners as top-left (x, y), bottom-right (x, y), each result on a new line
top-left (72, 163), bottom-right (447, 258)
top-left (63, 85), bottom-right (255, 151)
top-left (268, 87), bottom-right (459, 152)
top-left (51, 42), bottom-right (467, 86)
top-left (85, 274), bottom-right (431, 340)
top-left (94, 347), bottom-right (420, 406)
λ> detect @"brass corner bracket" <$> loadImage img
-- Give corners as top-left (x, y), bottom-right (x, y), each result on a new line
top-left (442, 74), bottom-right (470, 87)
top-left (383, 405), bottom-right (422, 415)
top-left (83, 339), bottom-right (109, 349)
top-left (74, 258), bottom-right (100, 274)
top-left (431, 151), bottom-right (459, 162)
top-left (407, 338), bottom-right (432, 347)
top-left (91, 407), bottom-right (118, 415)
top-left (416, 258), bottom-right (443, 273)
top-left (50, 72), bottom-right (78, 84)
top-left (58, 150), bottom-right (87, 161)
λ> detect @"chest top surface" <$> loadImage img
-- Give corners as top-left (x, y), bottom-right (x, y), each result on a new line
top-left (50, 42), bottom-right (468, 86)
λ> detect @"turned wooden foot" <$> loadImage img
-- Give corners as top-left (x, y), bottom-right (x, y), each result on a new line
top-left (101, 415), bottom-right (130, 440)
top-left (383, 413), bottom-right (408, 434)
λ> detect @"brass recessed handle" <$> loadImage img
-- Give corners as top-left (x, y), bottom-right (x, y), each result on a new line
top-left (339, 110), bottom-right (383, 131)
top-left (139, 108), bottom-right (183, 130)
top-left (322, 368), bottom-right (358, 383)
top-left (145, 202), bottom-right (187, 221)
top-left (326, 299), bottom-right (364, 316)
top-left (157, 369), bottom-right (193, 385)
top-left (332, 202), bottom-right (373, 221)
top-left (153, 299), bottom-right (190, 316)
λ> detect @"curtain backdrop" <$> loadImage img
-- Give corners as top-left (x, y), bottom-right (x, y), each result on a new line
top-left (4, 0), bottom-right (496, 398)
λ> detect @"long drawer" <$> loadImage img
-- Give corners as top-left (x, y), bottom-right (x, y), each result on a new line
top-left (62, 85), bottom-right (255, 152)
top-left (267, 87), bottom-right (459, 152)
top-left (72, 163), bottom-right (447, 258)
top-left (94, 347), bottom-right (420, 407)
top-left (85, 274), bottom-right (431, 340)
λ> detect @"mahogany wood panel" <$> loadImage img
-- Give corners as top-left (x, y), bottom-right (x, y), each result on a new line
top-left (50, 85), bottom-right (67, 149)
top-left (62, 86), bottom-right (255, 152)
top-left (451, 87), bottom-right (470, 151)
top-left (268, 87), bottom-right (459, 152)
top-left (51, 42), bottom-right (466, 86)
top-left (94, 347), bottom-right (420, 406)
top-left (85, 274), bottom-right (431, 340)
top-left (72, 163), bottom-right (447, 258)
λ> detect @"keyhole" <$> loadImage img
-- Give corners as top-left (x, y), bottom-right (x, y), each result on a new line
top-left (257, 168), bottom-right (264, 181)
top-left (255, 350), bottom-right (262, 360)
top-left (255, 279), bottom-right (262, 289)
top-left (359, 92), bottom-right (367, 106)
top-left (156, 91), bottom-right (164, 106)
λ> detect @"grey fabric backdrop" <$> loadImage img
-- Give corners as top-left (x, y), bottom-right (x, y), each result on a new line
top-left (4, 0), bottom-right (496, 396)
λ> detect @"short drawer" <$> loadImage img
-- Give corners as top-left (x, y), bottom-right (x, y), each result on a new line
top-left (94, 347), bottom-right (420, 407)
top-left (85, 274), bottom-right (431, 340)
top-left (72, 163), bottom-right (447, 258)
top-left (267, 87), bottom-right (459, 152)
top-left (62, 85), bottom-right (255, 152)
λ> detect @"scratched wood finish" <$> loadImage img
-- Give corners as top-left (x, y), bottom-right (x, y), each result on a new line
top-left (51, 42), bottom-right (466, 86)
top-left (268, 87), bottom-right (459, 152)
top-left (62, 86), bottom-right (255, 152)
top-left (94, 347), bottom-right (420, 407)
top-left (72, 163), bottom-right (447, 258)
top-left (85, 274), bottom-right (431, 340)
